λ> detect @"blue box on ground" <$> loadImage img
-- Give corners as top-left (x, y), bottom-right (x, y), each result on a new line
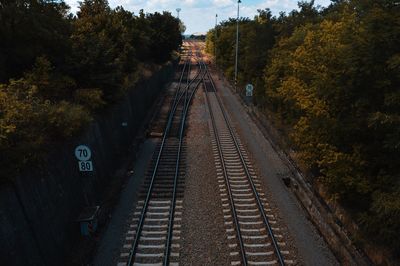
top-left (77, 206), bottom-right (100, 236)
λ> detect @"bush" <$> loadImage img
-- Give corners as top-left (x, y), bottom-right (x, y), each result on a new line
top-left (0, 78), bottom-right (91, 183)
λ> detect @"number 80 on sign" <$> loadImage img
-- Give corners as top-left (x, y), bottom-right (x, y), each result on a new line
top-left (78, 161), bottom-right (93, 172)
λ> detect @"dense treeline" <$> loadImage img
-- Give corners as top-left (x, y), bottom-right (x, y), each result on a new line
top-left (0, 0), bottom-right (182, 182)
top-left (206, 0), bottom-right (400, 253)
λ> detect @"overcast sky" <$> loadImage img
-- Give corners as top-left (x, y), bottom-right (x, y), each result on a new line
top-left (65, 0), bottom-right (332, 34)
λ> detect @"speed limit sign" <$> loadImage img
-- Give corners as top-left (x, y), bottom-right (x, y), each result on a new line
top-left (78, 161), bottom-right (93, 172)
top-left (75, 145), bottom-right (91, 161)
top-left (75, 145), bottom-right (94, 172)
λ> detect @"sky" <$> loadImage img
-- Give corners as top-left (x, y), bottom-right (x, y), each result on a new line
top-left (65, 0), bottom-right (332, 34)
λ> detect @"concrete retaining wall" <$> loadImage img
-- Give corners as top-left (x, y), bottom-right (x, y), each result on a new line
top-left (0, 63), bottom-right (175, 266)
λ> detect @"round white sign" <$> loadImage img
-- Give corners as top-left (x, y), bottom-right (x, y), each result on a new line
top-left (74, 145), bottom-right (92, 161)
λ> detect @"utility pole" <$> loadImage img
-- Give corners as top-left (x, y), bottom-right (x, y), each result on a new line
top-left (234, 0), bottom-right (241, 90)
top-left (176, 8), bottom-right (181, 19)
top-left (215, 14), bottom-right (218, 66)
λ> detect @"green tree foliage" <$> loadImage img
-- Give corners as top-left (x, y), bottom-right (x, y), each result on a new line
top-left (146, 12), bottom-right (183, 63)
top-left (0, 76), bottom-right (91, 183)
top-left (275, 0), bottom-right (321, 37)
top-left (179, 20), bottom-right (187, 34)
top-left (0, 0), bottom-right (182, 183)
top-left (207, 0), bottom-right (400, 251)
top-left (70, 1), bottom-right (128, 101)
top-left (25, 56), bottom-right (77, 101)
top-left (206, 19), bottom-right (237, 77)
top-left (206, 11), bottom-right (276, 105)
top-left (0, 0), bottom-right (71, 82)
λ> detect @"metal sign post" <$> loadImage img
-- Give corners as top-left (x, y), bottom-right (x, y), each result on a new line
top-left (74, 145), bottom-right (95, 206)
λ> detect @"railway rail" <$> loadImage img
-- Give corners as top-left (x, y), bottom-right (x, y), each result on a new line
top-left (118, 45), bottom-right (205, 266)
top-left (201, 60), bottom-right (294, 266)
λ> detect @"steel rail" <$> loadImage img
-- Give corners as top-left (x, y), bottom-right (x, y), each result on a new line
top-left (169, 61), bottom-right (201, 121)
top-left (201, 60), bottom-right (248, 266)
top-left (170, 55), bottom-right (189, 112)
top-left (170, 53), bottom-right (201, 119)
top-left (204, 63), bottom-right (285, 266)
top-left (127, 50), bottom-right (204, 266)
top-left (127, 54), bottom-right (195, 266)
top-left (164, 57), bottom-right (206, 265)
top-left (168, 48), bottom-right (194, 115)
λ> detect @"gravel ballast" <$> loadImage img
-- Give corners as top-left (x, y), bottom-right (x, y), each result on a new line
top-left (180, 87), bottom-right (231, 265)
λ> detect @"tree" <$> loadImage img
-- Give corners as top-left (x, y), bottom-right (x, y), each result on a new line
top-left (69, 0), bottom-right (136, 102)
top-left (179, 20), bottom-right (186, 34)
top-left (206, 11), bottom-right (276, 103)
top-left (0, 0), bottom-right (71, 81)
top-left (0, 74), bottom-right (91, 183)
top-left (146, 11), bottom-right (182, 63)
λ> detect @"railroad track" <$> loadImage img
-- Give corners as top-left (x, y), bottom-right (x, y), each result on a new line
top-left (118, 46), bottom-right (205, 266)
top-left (118, 42), bottom-right (293, 265)
top-left (201, 61), bottom-right (294, 266)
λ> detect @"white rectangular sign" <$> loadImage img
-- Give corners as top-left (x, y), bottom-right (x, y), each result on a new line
top-left (245, 84), bottom-right (254, 97)
top-left (78, 161), bottom-right (93, 172)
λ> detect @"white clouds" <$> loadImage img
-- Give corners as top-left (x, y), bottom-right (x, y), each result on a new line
top-left (212, 0), bottom-right (234, 8)
top-left (65, 0), bottom-right (332, 33)
top-left (66, 0), bottom-right (79, 13)
top-left (183, 0), bottom-right (196, 6)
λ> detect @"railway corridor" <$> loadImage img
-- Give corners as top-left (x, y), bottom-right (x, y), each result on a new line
top-left (112, 41), bottom-right (337, 266)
